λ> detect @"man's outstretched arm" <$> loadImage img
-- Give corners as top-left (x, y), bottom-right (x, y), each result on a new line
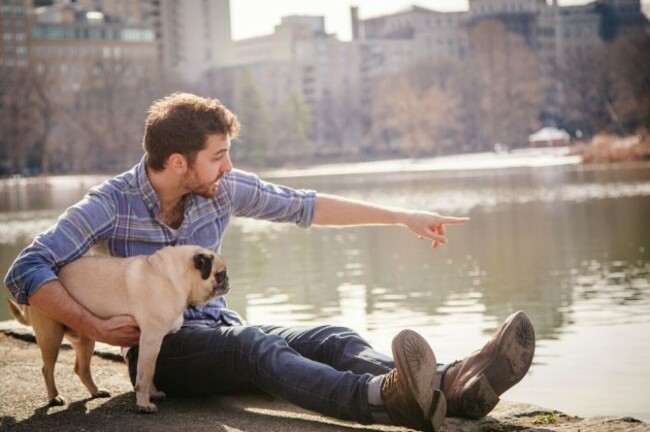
top-left (312, 193), bottom-right (469, 248)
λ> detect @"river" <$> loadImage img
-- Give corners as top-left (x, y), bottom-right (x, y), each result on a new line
top-left (1, 152), bottom-right (649, 421)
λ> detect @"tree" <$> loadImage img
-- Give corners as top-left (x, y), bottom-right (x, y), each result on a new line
top-left (274, 91), bottom-right (313, 162)
top-left (319, 86), bottom-right (364, 157)
top-left (370, 73), bottom-right (462, 157)
top-left (1, 71), bottom-right (34, 174)
top-left (559, 47), bottom-right (613, 138)
top-left (559, 30), bottom-right (650, 137)
top-left (607, 31), bottom-right (650, 133)
top-left (60, 56), bottom-right (162, 173)
top-left (0, 63), bottom-right (62, 175)
top-left (407, 58), bottom-right (476, 152)
top-left (234, 68), bottom-right (274, 166)
top-left (1, 51), bottom-right (188, 176)
top-left (467, 19), bottom-right (545, 149)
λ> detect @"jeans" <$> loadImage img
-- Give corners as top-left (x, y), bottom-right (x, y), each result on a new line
top-left (126, 323), bottom-right (395, 424)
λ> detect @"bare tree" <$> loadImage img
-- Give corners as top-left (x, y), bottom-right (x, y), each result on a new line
top-left (560, 47), bottom-right (613, 138)
top-left (370, 73), bottom-right (462, 157)
top-left (559, 30), bottom-right (650, 138)
top-left (607, 31), bottom-right (650, 133)
top-left (467, 20), bottom-right (544, 149)
top-left (1, 71), bottom-right (33, 174)
top-left (1, 63), bottom-right (62, 175)
top-left (61, 56), bottom-right (161, 172)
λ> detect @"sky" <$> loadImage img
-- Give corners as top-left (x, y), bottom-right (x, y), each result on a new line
top-left (229, 0), bottom-right (596, 41)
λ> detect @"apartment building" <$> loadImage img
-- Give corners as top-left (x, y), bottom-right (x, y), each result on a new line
top-left (158, 0), bottom-right (232, 83)
top-left (6, 0), bottom-right (644, 160)
top-left (29, 3), bottom-right (156, 96)
top-left (1, 1), bottom-right (158, 173)
top-left (0, 0), bottom-right (30, 141)
top-left (197, 0), bottom-right (646, 152)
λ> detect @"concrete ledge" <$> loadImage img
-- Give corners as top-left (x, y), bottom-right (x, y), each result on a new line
top-left (1, 320), bottom-right (647, 432)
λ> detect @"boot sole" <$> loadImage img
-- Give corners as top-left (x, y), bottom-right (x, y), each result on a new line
top-left (458, 311), bottom-right (535, 419)
top-left (393, 330), bottom-right (447, 432)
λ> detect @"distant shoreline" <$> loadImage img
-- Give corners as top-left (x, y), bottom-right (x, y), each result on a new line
top-left (262, 147), bottom-right (583, 179)
top-left (2, 146), bottom-right (650, 187)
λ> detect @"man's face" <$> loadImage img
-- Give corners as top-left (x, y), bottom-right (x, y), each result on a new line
top-left (183, 133), bottom-right (233, 198)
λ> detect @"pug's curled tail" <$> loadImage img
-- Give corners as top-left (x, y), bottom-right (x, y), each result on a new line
top-left (7, 299), bottom-right (30, 326)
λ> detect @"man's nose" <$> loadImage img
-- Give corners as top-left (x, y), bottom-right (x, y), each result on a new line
top-left (221, 154), bottom-right (233, 173)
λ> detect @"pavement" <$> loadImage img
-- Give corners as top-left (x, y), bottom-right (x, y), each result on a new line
top-left (0, 320), bottom-right (647, 432)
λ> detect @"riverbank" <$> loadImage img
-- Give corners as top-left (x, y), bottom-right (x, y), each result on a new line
top-left (1, 322), bottom-right (647, 432)
top-left (570, 133), bottom-right (650, 164)
top-left (2, 139), bottom-right (648, 186)
top-left (259, 147), bottom-right (580, 179)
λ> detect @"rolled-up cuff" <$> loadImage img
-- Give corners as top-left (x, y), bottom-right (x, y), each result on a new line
top-left (296, 190), bottom-right (317, 229)
top-left (22, 273), bottom-right (58, 305)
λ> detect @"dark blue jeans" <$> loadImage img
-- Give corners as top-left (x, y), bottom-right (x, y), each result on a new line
top-left (127, 324), bottom-right (394, 424)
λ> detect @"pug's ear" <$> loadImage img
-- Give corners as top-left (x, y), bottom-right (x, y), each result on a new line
top-left (193, 253), bottom-right (214, 280)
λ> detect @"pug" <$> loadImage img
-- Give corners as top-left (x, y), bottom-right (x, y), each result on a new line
top-left (7, 245), bottom-right (229, 413)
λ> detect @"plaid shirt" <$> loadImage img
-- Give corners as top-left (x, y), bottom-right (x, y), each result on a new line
top-left (4, 157), bottom-right (317, 326)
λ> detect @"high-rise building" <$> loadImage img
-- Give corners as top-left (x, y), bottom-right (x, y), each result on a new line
top-left (28, 3), bottom-right (156, 97)
top-left (159, 0), bottom-right (232, 83)
top-left (0, 1), bottom-right (159, 174)
top-left (0, 0), bottom-right (30, 173)
top-left (201, 0), bottom-right (647, 152)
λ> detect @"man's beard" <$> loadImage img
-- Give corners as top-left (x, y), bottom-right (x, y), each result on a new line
top-left (184, 171), bottom-right (222, 199)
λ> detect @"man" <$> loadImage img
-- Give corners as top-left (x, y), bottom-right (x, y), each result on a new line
top-left (5, 93), bottom-right (535, 431)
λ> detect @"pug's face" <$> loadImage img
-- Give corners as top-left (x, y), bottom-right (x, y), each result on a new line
top-left (189, 250), bottom-right (229, 305)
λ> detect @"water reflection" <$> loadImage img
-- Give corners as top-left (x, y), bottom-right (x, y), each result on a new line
top-left (0, 163), bottom-right (649, 420)
top-left (0, 175), bottom-right (108, 213)
top-left (567, 259), bottom-right (650, 325)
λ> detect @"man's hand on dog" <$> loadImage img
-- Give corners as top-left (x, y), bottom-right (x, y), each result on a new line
top-left (97, 315), bottom-right (140, 347)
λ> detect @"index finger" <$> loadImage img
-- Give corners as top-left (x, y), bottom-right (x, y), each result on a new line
top-left (438, 216), bottom-right (470, 225)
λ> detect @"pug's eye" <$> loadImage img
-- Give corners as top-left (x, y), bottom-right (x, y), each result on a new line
top-left (217, 268), bottom-right (227, 283)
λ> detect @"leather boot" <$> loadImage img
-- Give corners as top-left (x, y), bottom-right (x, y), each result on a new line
top-left (440, 311), bottom-right (535, 419)
top-left (381, 330), bottom-right (446, 431)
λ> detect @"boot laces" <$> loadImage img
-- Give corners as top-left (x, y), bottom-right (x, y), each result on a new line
top-left (381, 369), bottom-right (398, 398)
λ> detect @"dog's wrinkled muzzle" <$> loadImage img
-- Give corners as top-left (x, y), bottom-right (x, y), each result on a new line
top-left (213, 268), bottom-right (230, 296)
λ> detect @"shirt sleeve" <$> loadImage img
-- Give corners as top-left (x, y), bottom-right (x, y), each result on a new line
top-left (3, 189), bottom-right (117, 304)
top-left (224, 169), bottom-right (317, 229)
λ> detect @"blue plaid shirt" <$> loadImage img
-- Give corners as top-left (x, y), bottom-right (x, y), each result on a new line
top-left (4, 157), bottom-right (317, 327)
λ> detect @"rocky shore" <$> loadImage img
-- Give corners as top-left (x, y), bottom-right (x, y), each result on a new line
top-left (1, 321), bottom-right (647, 432)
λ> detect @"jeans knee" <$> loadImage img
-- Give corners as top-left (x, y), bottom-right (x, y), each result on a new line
top-left (236, 326), bottom-right (287, 362)
top-left (314, 325), bottom-right (362, 340)
top-left (323, 325), bottom-right (370, 346)
top-left (306, 325), bottom-right (372, 362)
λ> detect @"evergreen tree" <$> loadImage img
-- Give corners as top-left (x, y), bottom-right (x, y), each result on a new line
top-left (236, 69), bottom-right (274, 166)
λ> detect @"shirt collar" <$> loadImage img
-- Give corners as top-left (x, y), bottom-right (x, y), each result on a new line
top-left (136, 156), bottom-right (160, 213)
top-left (135, 155), bottom-right (198, 218)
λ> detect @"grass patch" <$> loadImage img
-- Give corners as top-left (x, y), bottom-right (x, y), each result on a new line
top-left (532, 411), bottom-right (558, 425)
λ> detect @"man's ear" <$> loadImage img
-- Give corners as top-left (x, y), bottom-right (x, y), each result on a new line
top-left (168, 154), bottom-right (187, 173)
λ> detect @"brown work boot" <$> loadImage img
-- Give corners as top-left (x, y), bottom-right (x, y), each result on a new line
top-left (381, 330), bottom-right (446, 431)
top-left (440, 311), bottom-right (535, 419)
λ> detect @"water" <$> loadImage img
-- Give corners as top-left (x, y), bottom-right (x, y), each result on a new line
top-left (1, 158), bottom-right (649, 421)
